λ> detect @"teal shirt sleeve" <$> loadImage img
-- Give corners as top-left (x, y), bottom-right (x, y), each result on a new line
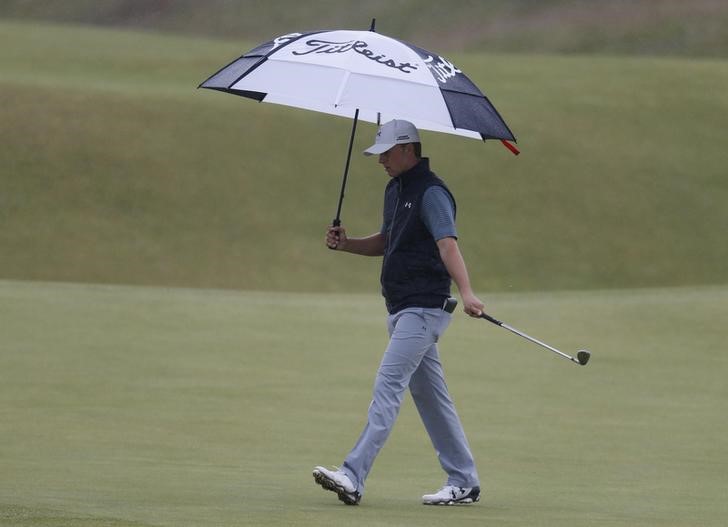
top-left (421, 186), bottom-right (457, 241)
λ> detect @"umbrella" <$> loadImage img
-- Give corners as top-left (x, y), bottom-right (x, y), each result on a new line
top-left (199, 20), bottom-right (518, 227)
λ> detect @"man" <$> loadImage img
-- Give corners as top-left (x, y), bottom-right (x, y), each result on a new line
top-left (314, 119), bottom-right (484, 506)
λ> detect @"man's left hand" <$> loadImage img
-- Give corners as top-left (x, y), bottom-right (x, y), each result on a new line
top-left (462, 292), bottom-right (484, 318)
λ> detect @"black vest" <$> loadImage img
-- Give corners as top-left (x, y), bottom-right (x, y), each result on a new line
top-left (381, 158), bottom-right (456, 314)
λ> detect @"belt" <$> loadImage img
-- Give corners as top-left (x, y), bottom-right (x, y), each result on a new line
top-left (442, 297), bottom-right (458, 314)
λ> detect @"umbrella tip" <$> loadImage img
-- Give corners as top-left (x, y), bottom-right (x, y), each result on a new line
top-left (370, 18), bottom-right (376, 31)
top-left (500, 139), bottom-right (520, 156)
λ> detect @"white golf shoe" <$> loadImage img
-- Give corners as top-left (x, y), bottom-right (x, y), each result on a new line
top-left (422, 485), bottom-right (481, 505)
top-left (312, 466), bottom-right (361, 505)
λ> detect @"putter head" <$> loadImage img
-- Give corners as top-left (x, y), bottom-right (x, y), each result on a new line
top-left (576, 349), bottom-right (591, 366)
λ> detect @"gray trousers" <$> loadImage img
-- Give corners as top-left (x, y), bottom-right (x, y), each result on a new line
top-left (341, 307), bottom-right (479, 494)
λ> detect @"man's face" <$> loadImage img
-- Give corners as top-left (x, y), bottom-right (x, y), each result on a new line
top-left (378, 144), bottom-right (414, 178)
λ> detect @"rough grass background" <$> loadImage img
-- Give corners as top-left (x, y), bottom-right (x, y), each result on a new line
top-left (1, 21), bottom-right (727, 293)
top-left (2, 0), bottom-right (728, 57)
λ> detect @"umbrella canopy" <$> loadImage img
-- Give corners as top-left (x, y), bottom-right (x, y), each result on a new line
top-left (199, 24), bottom-right (518, 226)
top-left (199, 27), bottom-right (516, 144)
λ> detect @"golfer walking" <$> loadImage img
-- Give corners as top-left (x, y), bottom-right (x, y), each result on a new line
top-left (314, 120), bottom-right (484, 506)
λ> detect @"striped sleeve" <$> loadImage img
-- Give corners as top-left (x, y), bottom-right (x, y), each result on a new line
top-left (421, 186), bottom-right (457, 241)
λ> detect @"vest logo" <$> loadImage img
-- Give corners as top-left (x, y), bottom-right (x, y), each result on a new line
top-left (404, 201), bottom-right (413, 208)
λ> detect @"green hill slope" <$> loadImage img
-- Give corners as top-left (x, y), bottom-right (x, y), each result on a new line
top-left (2, 0), bottom-right (728, 57)
top-left (2, 21), bottom-right (727, 293)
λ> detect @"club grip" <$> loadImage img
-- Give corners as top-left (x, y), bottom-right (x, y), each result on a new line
top-left (479, 312), bottom-right (503, 326)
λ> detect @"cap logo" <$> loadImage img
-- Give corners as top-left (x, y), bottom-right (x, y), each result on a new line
top-left (365, 120), bottom-right (419, 155)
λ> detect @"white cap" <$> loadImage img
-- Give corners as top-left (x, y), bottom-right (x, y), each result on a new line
top-left (363, 119), bottom-right (420, 156)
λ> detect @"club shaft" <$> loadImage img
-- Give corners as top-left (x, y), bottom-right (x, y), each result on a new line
top-left (498, 322), bottom-right (579, 363)
top-left (480, 313), bottom-right (579, 364)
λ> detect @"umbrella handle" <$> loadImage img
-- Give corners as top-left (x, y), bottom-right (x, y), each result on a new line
top-left (328, 218), bottom-right (341, 251)
top-left (329, 109), bottom-right (359, 250)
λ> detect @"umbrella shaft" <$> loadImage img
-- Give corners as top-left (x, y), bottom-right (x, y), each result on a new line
top-left (334, 108), bottom-right (360, 226)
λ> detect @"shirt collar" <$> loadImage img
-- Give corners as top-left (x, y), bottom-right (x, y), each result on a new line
top-left (396, 158), bottom-right (429, 186)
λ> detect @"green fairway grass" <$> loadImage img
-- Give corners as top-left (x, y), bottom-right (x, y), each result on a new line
top-left (1, 280), bottom-right (727, 526)
top-left (2, 20), bottom-right (728, 293)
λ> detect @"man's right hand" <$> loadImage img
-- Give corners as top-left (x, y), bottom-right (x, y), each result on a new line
top-left (326, 225), bottom-right (347, 251)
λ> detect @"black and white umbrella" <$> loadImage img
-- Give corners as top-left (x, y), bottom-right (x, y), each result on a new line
top-left (200, 22), bottom-right (518, 225)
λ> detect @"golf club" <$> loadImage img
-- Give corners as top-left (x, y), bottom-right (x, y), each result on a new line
top-left (479, 312), bottom-right (591, 366)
